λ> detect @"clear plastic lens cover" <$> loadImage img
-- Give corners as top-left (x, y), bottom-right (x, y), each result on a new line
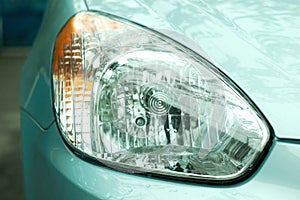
top-left (53, 12), bottom-right (271, 182)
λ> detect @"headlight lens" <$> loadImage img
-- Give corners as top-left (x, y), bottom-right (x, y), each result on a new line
top-left (53, 12), bottom-right (271, 182)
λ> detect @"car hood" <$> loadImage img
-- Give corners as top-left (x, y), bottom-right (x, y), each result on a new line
top-left (86, 0), bottom-right (300, 140)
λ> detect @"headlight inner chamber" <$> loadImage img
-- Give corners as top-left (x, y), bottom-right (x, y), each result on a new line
top-left (53, 12), bottom-right (271, 182)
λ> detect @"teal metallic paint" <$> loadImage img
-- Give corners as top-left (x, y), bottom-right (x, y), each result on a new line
top-left (86, 0), bottom-right (300, 140)
top-left (20, 0), bottom-right (300, 199)
top-left (21, 110), bottom-right (300, 199)
top-left (20, 0), bottom-right (87, 129)
top-left (21, 0), bottom-right (300, 137)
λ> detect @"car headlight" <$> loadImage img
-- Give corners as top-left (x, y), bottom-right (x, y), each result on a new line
top-left (53, 12), bottom-right (271, 183)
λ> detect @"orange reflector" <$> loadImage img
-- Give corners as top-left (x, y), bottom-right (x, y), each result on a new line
top-left (54, 12), bottom-right (125, 73)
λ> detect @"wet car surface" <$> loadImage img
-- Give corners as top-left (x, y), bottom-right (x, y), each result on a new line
top-left (20, 0), bottom-right (300, 199)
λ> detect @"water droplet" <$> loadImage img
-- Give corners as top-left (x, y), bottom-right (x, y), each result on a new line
top-left (105, 193), bottom-right (112, 199)
top-left (169, 188), bottom-right (178, 192)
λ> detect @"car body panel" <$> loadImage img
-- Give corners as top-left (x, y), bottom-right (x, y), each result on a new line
top-left (86, 0), bottom-right (300, 140)
top-left (21, 0), bottom-right (300, 138)
top-left (20, 0), bottom-right (300, 199)
top-left (20, 0), bottom-right (87, 129)
top-left (21, 110), bottom-right (300, 199)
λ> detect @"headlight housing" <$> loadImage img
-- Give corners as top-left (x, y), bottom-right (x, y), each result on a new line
top-left (53, 12), bottom-right (271, 183)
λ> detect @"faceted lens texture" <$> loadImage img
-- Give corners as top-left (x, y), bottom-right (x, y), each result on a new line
top-left (53, 12), bottom-right (270, 181)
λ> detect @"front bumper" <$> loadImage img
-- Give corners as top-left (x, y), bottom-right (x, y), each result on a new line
top-left (21, 110), bottom-right (300, 200)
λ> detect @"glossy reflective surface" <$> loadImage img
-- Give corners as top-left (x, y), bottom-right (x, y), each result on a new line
top-left (52, 12), bottom-right (271, 182)
top-left (20, 0), bottom-right (87, 128)
top-left (22, 111), bottom-right (300, 199)
top-left (20, 0), bottom-right (300, 199)
top-left (86, 0), bottom-right (300, 140)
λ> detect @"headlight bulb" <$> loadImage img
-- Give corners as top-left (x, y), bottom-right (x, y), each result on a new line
top-left (140, 84), bottom-right (181, 144)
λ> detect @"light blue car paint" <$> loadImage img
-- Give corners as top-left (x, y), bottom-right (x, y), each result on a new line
top-left (86, 0), bottom-right (300, 140)
top-left (21, 111), bottom-right (300, 199)
top-left (20, 0), bottom-right (87, 128)
top-left (21, 0), bottom-right (300, 199)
